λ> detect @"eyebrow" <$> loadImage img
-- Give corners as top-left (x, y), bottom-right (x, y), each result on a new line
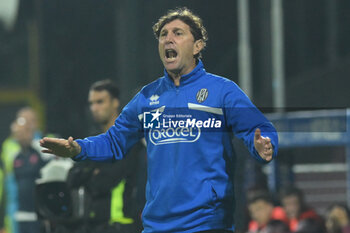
top-left (161, 27), bottom-right (185, 33)
top-left (88, 98), bottom-right (104, 104)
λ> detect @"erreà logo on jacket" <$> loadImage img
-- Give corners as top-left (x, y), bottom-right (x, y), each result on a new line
top-left (149, 94), bottom-right (160, 105)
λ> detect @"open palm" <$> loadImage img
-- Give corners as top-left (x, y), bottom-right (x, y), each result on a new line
top-left (40, 136), bottom-right (81, 158)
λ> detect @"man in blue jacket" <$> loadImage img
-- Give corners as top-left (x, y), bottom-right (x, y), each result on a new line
top-left (40, 7), bottom-right (278, 233)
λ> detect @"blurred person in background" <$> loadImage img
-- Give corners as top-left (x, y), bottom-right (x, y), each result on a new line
top-left (247, 192), bottom-right (288, 233)
top-left (1, 117), bottom-right (22, 233)
top-left (1, 107), bottom-right (52, 233)
top-left (325, 203), bottom-right (350, 233)
top-left (40, 7), bottom-right (278, 233)
top-left (16, 107), bottom-right (42, 140)
top-left (16, 107), bottom-right (54, 161)
top-left (280, 186), bottom-right (322, 232)
top-left (62, 79), bottom-right (145, 233)
top-left (12, 117), bottom-right (47, 233)
top-left (88, 80), bottom-right (121, 133)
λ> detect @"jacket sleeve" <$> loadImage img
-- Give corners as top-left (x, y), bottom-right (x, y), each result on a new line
top-left (73, 92), bottom-right (143, 162)
top-left (222, 80), bottom-right (278, 163)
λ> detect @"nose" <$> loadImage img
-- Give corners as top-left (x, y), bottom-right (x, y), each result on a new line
top-left (164, 32), bottom-right (174, 43)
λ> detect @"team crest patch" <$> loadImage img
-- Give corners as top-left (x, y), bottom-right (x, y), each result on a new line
top-left (196, 88), bottom-right (208, 103)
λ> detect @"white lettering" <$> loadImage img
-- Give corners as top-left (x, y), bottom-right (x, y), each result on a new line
top-left (175, 127), bottom-right (182, 137)
top-left (171, 120), bottom-right (178, 128)
top-left (196, 121), bottom-right (203, 128)
top-left (163, 119), bottom-right (169, 128)
top-left (203, 119), bottom-right (210, 127)
top-left (215, 120), bottom-right (222, 128)
top-left (152, 130), bottom-right (160, 139)
top-left (166, 128), bottom-right (175, 137)
top-left (160, 129), bottom-right (166, 138)
top-left (190, 128), bottom-right (196, 137)
top-left (186, 119), bottom-right (196, 127)
top-left (178, 121), bottom-right (184, 127)
top-left (181, 127), bottom-right (189, 136)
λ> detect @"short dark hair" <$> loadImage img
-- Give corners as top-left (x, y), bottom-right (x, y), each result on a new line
top-left (152, 7), bottom-right (208, 60)
top-left (280, 186), bottom-right (306, 208)
top-left (90, 79), bottom-right (120, 99)
top-left (247, 192), bottom-right (274, 206)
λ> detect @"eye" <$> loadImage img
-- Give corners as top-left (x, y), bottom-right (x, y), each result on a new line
top-left (160, 31), bottom-right (167, 37)
top-left (175, 31), bottom-right (183, 36)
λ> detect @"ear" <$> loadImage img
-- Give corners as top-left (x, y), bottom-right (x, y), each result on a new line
top-left (112, 98), bottom-right (120, 110)
top-left (193, 39), bottom-right (205, 57)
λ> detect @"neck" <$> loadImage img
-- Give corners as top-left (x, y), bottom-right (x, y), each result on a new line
top-left (167, 59), bottom-right (198, 86)
top-left (169, 72), bottom-right (181, 86)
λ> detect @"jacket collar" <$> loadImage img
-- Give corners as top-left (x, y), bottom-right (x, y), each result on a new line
top-left (164, 60), bottom-right (206, 87)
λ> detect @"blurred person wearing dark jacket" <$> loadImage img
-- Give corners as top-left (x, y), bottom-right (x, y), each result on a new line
top-left (12, 117), bottom-right (47, 233)
top-left (63, 80), bottom-right (145, 233)
top-left (247, 192), bottom-right (289, 233)
top-left (280, 187), bottom-right (323, 232)
top-left (326, 203), bottom-right (350, 233)
top-left (1, 106), bottom-right (48, 233)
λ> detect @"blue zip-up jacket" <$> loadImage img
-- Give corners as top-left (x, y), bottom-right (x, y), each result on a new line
top-left (75, 61), bottom-right (278, 233)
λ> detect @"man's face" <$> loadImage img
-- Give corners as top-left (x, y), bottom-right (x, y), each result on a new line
top-left (248, 200), bottom-right (274, 226)
top-left (158, 19), bottom-right (203, 77)
top-left (88, 90), bottom-right (119, 125)
top-left (17, 109), bottom-right (38, 132)
top-left (12, 118), bottom-right (34, 147)
top-left (282, 195), bottom-right (300, 219)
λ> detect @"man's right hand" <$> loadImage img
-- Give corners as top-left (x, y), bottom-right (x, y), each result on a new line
top-left (40, 136), bottom-right (81, 158)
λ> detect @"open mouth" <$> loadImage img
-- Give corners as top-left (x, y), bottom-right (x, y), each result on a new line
top-left (165, 49), bottom-right (178, 61)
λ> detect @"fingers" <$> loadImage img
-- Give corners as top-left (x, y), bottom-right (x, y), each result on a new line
top-left (40, 137), bottom-right (72, 152)
top-left (262, 153), bottom-right (273, 162)
top-left (255, 128), bottom-right (271, 145)
top-left (42, 149), bottom-right (54, 154)
top-left (264, 138), bottom-right (272, 149)
top-left (263, 136), bottom-right (271, 143)
top-left (68, 136), bottom-right (74, 146)
top-left (260, 145), bottom-right (273, 162)
top-left (254, 128), bottom-right (274, 161)
top-left (254, 128), bottom-right (261, 141)
top-left (40, 137), bottom-right (63, 148)
top-left (40, 137), bottom-right (60, 143)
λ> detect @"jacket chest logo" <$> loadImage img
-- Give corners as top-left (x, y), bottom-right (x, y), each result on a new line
top-left (196, 88), bottom-right (208, 103)
top-left (149, 94), bottom-right (160, 105)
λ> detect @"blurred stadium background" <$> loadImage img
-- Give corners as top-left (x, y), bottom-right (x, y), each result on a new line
top-left (1, 0), bottom-right (350, 231)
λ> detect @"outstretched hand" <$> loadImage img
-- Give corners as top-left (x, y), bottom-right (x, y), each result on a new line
top-left (254, 128), bottom-right (273, 162)
top-left (40, 136), bottom-right (81, 158)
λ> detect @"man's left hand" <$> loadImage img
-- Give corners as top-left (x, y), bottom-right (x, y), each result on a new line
top-left (254, 128), bottom-right (273, 162)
